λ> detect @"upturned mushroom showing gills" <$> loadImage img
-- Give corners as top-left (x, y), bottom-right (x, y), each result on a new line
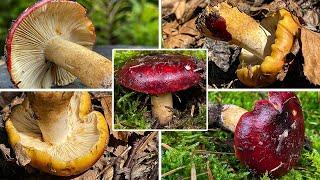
top-left (117, 54), bottom-right (201, 125)
top-left (5, 92), bottom-right (109, 176)
top-left (5, 0), bottom-right (112, 88)
top-left (215, 92), bottom-right (304, 177)
top-left (196, 2), bottom-right (300, 87)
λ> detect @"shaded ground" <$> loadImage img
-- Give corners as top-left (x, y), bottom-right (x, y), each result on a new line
top-left (0, 92), bottom-right (158, 179)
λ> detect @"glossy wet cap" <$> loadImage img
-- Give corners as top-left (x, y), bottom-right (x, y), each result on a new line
top-left (234, 92), bottom-right (304, 177)
top-left (117, 54), bottom-right (201, 95)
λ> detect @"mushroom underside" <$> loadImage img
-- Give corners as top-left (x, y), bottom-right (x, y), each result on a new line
top-left (8, 1), bottom-right (95, 88)
top-left (8, 94), bottom-right (100, 162)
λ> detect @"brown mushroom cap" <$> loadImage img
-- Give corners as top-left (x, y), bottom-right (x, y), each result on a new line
top-left (5, 0), bottom-right (95, 88)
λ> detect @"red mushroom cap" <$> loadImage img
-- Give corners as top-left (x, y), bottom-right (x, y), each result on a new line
top-left (234, 92), bottom-right (304, 177)
top-left (117, 54), bottom-right (201, 95)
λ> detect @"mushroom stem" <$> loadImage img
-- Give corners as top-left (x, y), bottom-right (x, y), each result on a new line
top-left (28, 92), bottom-right (73, 145)
top-left (197, 2), bottom-right (273, 59)
top-left (45, 37), bottom-right (112, 88)
top-left (211, 104), bottom-right (248, 132)
top-left (151, 93), bottom-right (173, 125)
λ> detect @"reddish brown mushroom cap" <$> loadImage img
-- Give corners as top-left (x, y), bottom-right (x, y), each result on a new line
top-left (117, 54), bottom-right (201, 95)
top-left (234, 92), bottom-right (304, 177)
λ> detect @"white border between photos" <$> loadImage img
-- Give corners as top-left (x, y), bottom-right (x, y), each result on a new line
top-left (112, 48), bottom-right (209, 132)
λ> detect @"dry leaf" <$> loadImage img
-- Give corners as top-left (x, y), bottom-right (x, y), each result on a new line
top-left (0, 144), bottom-right (13, 161)
top-left (14, 143), bottom-right (31, 166)
top-left (100, 96), bottom-right (112, 129)
top-left (163, 21), bottom-right (179, 35)
top-left (175, 0), bottom-right (186, 20)
top-left (301, 28), bottom-right (320, 85)
top-left (102, 166), bottom-right (114, 180)
top-left (179, 18), bottom-right (200, 36)
top-left (164, 34), bottom-right (194, 48)
top-left (72, 170), bottom-right (97, 180)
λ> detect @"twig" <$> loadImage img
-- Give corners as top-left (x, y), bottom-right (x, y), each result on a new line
top-left (162, 166), bottom-right (186, 177)
top-left (96, 146), bottom-right (132, 178)
top-left (161, 143), bottom-right (173, 150)
top-left (182, 172), bottom-right (207, 180)
top-left (194, 150), bottom-right (234, 155)
top-left (207, 161), bottom-right (214, 180)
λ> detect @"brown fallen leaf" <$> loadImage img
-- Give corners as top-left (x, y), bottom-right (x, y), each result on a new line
top-left (301, 28), bottom-right (320, 85)
top-left (175, 0), bottom-right (186, 20)
top-left (179, 18), bottom-right (200, 36)
top-left (163, 21), bottom-right (179, 35)
top-left (164, 34), bottom-right (195, 48)
top-left (100, 95), bottom-right (112, 129)
top-left (72, 170), bottom-right (97, 180)
top-left (14, 143), bottom-right (31, 166)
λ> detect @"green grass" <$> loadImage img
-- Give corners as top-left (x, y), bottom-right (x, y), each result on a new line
top-left (162, 92), bottom-right (320, 179)
top-left (114, 50), bottom-right (207, 129)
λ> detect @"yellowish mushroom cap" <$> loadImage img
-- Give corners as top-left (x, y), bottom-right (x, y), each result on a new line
top-left (5, 92), bottom-right (108, 176)
top-left (237, 9), bottom-right (300, 87)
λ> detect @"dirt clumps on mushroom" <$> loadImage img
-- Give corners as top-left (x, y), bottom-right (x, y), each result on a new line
top-left (5, 92), bottom-right (109, 176)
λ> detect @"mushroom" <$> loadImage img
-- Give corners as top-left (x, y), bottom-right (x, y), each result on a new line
top-left (196, 2), bottom-right (300, 87)
top-left (117, 54), bottom-right (201, 125)
top-left (211, 92), bottom-right (304, 177)
top-left (5, 0), bottom-right (112, 88)
top-left (5, 92), bottom-right (109, 176)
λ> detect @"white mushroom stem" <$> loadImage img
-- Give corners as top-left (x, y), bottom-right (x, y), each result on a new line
top-left (28, 92), bottom-right (73, 145)
top-left (45, 37), bottom-right (112, 88)
top-left (220, 104), bottom-right (248, 132)
top-left (151, 93), bottom-right (173, 125)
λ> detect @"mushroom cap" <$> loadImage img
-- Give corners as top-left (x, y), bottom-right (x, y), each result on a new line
top-left (5, 0), bottom-right (96, 88)
top-left (117, 54), bottom-right (201, 95)
top-left (236, 9), bottom-right (300, 87)
top-left (5, 92), bottom-right (108, 176)
top-left (234, 92), bottom-right (304, 177)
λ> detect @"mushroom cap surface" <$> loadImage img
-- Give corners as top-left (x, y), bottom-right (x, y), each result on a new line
top-left (5, 92), bottom-right (108, 176)
top-left (117, 54), bottom-right (201, 95)
top-left (234, 92), bottom-right (304, 177)
top-left (5, 0), bottom-right (96, 88)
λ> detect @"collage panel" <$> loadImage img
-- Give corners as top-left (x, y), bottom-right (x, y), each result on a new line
top-left (0, 0), bottom-right (158, 89)
top-left (0, 91), bottom-right (159, 179)
top-left (162, 0), bottom-right (320, 89)
top-left (161, 91), bottom-right (320, 179)
top-left (113, 49), bottom-right (207, 130)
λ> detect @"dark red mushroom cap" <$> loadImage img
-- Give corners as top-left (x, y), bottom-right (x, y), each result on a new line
top-left (234, 92), bottom-right (304, 177)
top-left (116, 54), bottom-right (201, 95)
